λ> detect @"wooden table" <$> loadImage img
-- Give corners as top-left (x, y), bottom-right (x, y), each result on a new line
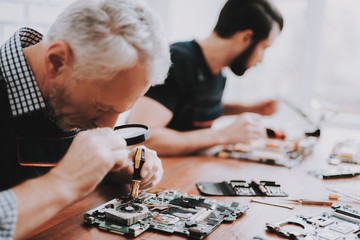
top-left (29, 125), bottom-right (360, 240)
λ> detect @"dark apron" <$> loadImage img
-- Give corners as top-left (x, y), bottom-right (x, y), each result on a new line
top-left (0, 69), bottom-right (77, 190)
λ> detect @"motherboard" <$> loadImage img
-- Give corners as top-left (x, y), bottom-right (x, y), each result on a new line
top-left (264, 204), bottom-right (360, 239)
top-left (328, 139), bottom-right (360, 165)
top-left (216, 136), bottom-right (317, 168)
top-left (84, 189), bottom-right (248, 239)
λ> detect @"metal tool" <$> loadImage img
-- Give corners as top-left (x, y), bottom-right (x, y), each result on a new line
top-left (283, 199), bottom-right (333, 206)
top-left (250, 199), bottom-right (294, 210)
top-left (128, 147), bottom-right (145, 206)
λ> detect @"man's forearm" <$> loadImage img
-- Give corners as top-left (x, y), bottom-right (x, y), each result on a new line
top-left (143, 127), bottom-right (226, 156)
top-left (12, 171), bottom-right (76, 239)
top-left (223, 103), bottom-right (250, 115)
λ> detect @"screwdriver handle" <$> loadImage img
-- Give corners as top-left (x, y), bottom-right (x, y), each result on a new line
top-left (133, 147), bottom-right (145, 180)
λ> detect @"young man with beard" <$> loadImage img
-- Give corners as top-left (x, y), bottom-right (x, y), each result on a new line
top-left (128, 0), bottom-right (284, 156)
top-left (0, 0), bottom-right (170, 239)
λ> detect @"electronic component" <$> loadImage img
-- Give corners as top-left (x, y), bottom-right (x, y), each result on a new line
top-left (84, 189), bottom-right (248, 239)
top-left (328, 139), bottom-right (360, 165)
top-left (196, 180), bottom-right (287, 197)
top-left (104, 202), bottom-right (150, 226)
top-left (216, 137), bottom-right (317, 168)
top-left (264, 205), bottom-right (360, 239)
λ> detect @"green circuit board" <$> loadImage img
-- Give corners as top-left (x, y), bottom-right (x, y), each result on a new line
top-left (84, 189), bottom-right (248, 239)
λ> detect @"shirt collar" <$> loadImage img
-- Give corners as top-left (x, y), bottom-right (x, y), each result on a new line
top-left (0, 27), bottom-right (46, 117)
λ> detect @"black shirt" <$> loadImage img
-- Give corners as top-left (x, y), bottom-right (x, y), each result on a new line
top-left (146, 40), bottom-right (226, 131)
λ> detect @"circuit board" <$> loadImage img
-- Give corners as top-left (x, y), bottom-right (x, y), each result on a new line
top-left (84, 189), bottom-right (248, 239)
top-left (216, 137), bottom-right (317, 168)
top-left (328, 139), bottom-right (360, 165)
top-left (308, 165), bottom-right (360, 179)
top-left (263, 204), bottom-right (360, 239)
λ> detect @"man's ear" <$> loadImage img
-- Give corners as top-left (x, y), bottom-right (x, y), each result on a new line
top-left (242, 30), bottom-right (253, 46)
top-left (44, 41), bottom-right (72, 78)
top-left (233, 30), bottom-right (253, 51)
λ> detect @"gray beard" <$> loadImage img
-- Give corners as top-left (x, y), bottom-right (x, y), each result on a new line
top-left (44, 85), bottom-right (72, 131)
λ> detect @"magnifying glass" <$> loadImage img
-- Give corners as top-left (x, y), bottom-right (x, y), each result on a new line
top-left (114, 124), bottom-right (150, 146)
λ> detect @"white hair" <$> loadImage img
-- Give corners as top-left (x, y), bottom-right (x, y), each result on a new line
top-left (44, 0), bottom-right (170, 85)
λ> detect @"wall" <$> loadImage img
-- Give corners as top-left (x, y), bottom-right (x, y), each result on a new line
top-left (1, 0), bottom-right (359, 126)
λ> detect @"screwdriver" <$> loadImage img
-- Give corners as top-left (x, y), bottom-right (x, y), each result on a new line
top-left (128, 147), bottom-right (145, 206)
top-left (283, 199), bottom-right (333, 206)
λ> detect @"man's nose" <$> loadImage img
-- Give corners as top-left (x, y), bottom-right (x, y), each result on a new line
top-left (258, 52), bottom-right (265, 64)
top-left (94, 112), bottom-right (120, 128)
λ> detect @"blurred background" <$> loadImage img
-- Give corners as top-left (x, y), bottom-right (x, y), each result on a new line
top-left (1, 0), bottom-right (359, 128)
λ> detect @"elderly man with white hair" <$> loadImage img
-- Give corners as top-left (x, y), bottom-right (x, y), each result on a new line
top-left (0, 0), bottom-right (170, 239)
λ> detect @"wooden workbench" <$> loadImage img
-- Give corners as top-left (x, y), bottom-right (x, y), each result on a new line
top-left (29, 126), bottom-right (360, 240)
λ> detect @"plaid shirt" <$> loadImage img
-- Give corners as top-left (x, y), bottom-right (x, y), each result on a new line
top-left (0, 190), bottom-right (17, 240)
top-left (0, 27), bottom-right (46, 117)
top-left (0, 27), bottom-right (46, 239)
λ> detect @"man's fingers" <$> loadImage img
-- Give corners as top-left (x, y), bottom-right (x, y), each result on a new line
top-left (110, 149), bottom-right (131, 171)
top-left (80, 128), bottom-right (127, 151)
top-left (140, 170), bottom-right (163, 189)
top-left (128, 146), bottom-right (159, 178)
top-left (126, 146), bottom-right (162, 188)
top-left (141, 150), bottom-right (159, 178)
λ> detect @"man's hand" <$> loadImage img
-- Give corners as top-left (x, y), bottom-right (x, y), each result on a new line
top-left (248, 99), bottom-right (278, 116)
top-left (49, 128), bottom-right (131, 200)
top-left (128, 146), bottom-right (163, 189)
top-left (217, 113), bottom-right (266, 144)
top-left (106, 146), bottom-right (163, 189)
top-left (12, 127), bottom-right (133, 239)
